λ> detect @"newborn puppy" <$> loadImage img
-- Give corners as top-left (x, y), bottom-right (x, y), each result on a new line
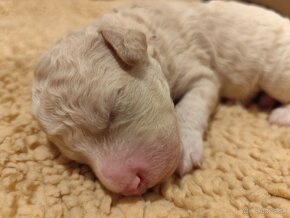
top-left (32, 0), bottom-right (290, 195)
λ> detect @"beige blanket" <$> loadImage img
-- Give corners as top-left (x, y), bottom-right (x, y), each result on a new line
top-left (1, 0), bottom-right (290, 217)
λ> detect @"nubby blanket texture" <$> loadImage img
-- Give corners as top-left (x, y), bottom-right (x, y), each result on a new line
top-left (0, 0), bottom-right (290, 217)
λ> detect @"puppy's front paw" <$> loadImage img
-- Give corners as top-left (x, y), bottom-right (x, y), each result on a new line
top-left (269, 106), bottom-right (290, 126)
top-left (177, 132), bottom-right (203, 176)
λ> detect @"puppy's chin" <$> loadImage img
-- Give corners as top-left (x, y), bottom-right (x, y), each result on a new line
top-left (91, 137), bottom-right (180, 195)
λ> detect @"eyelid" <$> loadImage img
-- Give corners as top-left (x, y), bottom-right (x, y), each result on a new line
top-left (116, 86), bottom-right (125, 96)
top-left (108, 86), bottom-right (124, 126)
top-left (109, 110), bottom-right (118, 123)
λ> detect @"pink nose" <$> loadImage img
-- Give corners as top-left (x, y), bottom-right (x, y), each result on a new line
top-left (97, 141), bottom-right (180, 196)
top-left (99, 159), bottom-right (149, 195)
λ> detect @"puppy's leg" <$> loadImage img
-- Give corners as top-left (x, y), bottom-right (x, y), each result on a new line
top-left (175, 70), bottom-right (219, 175)
top-left (269, 105), bottom-right (290, 126)
top-left (261, 70), bottom-right (290, 126)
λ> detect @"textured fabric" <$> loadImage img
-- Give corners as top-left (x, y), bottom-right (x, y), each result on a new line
top-left (0, 0), bottom-right (290, 217)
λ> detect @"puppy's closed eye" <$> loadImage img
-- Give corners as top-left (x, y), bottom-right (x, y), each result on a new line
top-left (107, 87), bottom-right (125, 127)
top-left (109, 110), bottom-right (118, 124)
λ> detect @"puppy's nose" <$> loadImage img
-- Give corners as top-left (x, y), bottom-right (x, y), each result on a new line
top-left (98, 159), bottom-right (149, 195)
top-left (97, 141), bottom-right (180, 196)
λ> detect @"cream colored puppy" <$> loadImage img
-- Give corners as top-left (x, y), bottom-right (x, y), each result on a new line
top-left (32, 0), bottom-right (290, 195)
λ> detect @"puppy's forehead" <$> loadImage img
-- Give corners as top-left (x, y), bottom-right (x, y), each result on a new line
top-left (40, 29), bottom-right (116, 79)
top-left (59, 29), bottom-right (102, 58)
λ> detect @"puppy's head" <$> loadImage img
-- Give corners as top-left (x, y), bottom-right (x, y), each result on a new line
top-left (32, 25), bottom-right (181, 195)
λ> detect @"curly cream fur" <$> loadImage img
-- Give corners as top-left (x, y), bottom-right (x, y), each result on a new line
top-left (32, 0), bottom-right (290, 194)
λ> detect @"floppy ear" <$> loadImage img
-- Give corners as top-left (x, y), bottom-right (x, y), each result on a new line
top-left (100, 28), bottom-right (148, 67)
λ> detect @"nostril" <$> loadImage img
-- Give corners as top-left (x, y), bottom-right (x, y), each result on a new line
top-left (136, 174), bottom-right (145, 189)
top-left (131, 175), bottom-right (141, 190)
top-left (122, 175), bottom-right (147, 196)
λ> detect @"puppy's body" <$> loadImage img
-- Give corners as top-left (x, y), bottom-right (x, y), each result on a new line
top-left (99, 0), bottom-right (290, 172)
top-left (32, 1), bottom-right (290, 195)
top-left (104, 1), bottom-right (290, 100)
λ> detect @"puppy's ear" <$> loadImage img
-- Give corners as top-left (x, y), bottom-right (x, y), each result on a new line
top-left (100, 28), bottom-right (148, 67)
